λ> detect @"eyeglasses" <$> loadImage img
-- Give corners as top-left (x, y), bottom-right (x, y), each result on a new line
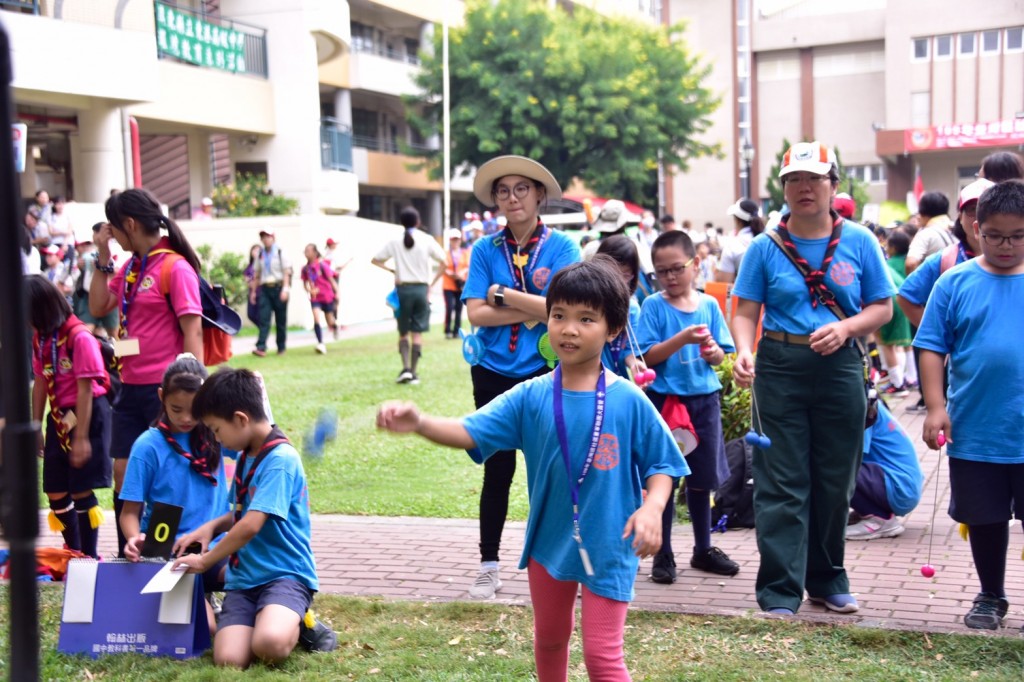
top-left (784, 174), bottom-right (830, 185)
top-left (493, 183), bottom-right (534, 201)
top-left (654, 258), bottom-right (695, 279)
top-left (979, 232), bottom-right (1024, 247)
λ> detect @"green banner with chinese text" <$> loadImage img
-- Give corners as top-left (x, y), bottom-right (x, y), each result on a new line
top-left (155, 1), bottom-right (247, 74)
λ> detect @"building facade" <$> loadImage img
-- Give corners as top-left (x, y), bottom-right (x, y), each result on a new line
top-left (669, 0), bottom-right (1024, 227)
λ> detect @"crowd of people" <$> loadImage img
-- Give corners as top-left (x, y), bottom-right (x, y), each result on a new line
top-left (16, 145), bottom-right (1024, 677)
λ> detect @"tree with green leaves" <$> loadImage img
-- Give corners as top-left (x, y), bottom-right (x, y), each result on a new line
top-left (405, 0), bottom-right (719, 206)
top-left (764, 138), bottom-right (871, 219)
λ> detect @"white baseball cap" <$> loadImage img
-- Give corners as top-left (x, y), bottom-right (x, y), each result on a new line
top-left (779, 141), bottom-right (837, 178)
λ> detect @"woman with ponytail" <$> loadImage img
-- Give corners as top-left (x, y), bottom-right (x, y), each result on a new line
top-left (88, 188), bottom-right (204, 556)
top-left (371, 206), bottom-right (446, 384)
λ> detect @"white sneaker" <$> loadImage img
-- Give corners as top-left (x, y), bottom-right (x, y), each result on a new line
top-left (846, 515), bottom-right (905, 540)
top-left (315, 343), bottom-right (327, 355)
top-left (468, 568), bottom-right (502, 599)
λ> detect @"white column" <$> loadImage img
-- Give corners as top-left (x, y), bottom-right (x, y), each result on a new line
top-left (73, 106), bottom-right (128, 203)
top-left (186, 131), bottom-right (213, 207)
top-left (333, 88), bottom-right (352, 128)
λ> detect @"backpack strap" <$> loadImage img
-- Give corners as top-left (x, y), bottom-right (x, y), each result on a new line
top-left (156, 250), bottom-right (184, 298)
top-left (939, 242), bottom-right (959, 274)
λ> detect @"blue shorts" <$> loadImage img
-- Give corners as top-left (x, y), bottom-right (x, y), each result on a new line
top-left (310, 301), bottom-right (334, 312)
top-left (850, 462), bottom-right (893, 518)
top-left (109, 383), bottom-right (162, 460)
top-left (42, 397), bottom-right (112, 494)
top-left (218, 578), bottom-right (313, 630)
top-left (948, 458), bottom-right (1024, 526)
top-left (647, 390), bottom-right (729, 490)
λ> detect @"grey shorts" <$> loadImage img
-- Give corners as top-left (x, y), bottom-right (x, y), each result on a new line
top-left (218, 577), bottom-right (314, 630)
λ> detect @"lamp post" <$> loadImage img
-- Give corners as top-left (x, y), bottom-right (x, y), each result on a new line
top-left (740, 138), bottom-right (755, 200)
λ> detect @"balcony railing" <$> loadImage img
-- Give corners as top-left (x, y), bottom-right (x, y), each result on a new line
top-left (351, 40), bottom-right (420, 65)
top-left (0, 0), bottom-right (39, 12)
top-left (320, 118), bottom-right (353, 172)
top-left (154, 1), bottom-right (268, 79)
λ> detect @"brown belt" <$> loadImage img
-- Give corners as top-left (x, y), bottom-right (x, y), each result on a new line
top-left (763, 330), bottom-right (812, 345)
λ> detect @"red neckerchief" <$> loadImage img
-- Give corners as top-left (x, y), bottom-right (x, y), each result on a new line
top-left (156, 421), bottom-right (217, 485)
top-left (776, 212), bottom-right (843, 308)
top-left (230, 428), bottom-right (289, 568)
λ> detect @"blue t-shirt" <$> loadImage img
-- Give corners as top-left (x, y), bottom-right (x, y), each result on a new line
top-left (898, 247), bottom-right (972, 306)
top-left (121, 428), bottom-right (230, 541)
top-left (862, 402), bottom-right (923, 516)
top-left (635, 293), bottom-right (735, 396)
top-left (227, 442), bottom-right (319, 591)
top-left (461, 228), bottom-right (580, 377)
top-left (913, 260), bottom-right (1024, 463)
top-left (732, 221), bottom-right (896, 334)
top-left (462, 373), bottom-right (689, 602)
top-left (602, 298), bottom-right (641, 378)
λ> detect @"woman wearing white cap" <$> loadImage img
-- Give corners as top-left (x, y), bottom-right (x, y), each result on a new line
top-left (730, 141), bottom-right (894, 615)
top-left (461, 155), bottom-right (581, 599)
top-left (715, 198), bottom-right (764, 283)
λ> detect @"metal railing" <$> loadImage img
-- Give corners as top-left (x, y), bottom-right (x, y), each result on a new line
top-left (154, 1), bottom-right (268, 79)
top-left (351, 40), bottom-right (419, 65)
top-left (320, 118), bottom-right (353, 172)
top-left (352, 134), bottom-right (433, 156)
top-left (0, 0), bottom-right (39, 13)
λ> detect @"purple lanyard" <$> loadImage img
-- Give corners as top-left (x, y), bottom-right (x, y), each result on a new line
top-left (500, 226), bottom-right (549, 293)
top-left (552, 365), bottom-right (607, 522)
top-left (119, 252), bottom-right (150, 336)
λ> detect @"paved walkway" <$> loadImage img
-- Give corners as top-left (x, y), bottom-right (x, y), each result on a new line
top-left (27, 393), bottom-right (1024, 636)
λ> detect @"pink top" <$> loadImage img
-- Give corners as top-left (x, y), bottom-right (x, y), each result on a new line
top-left (108, 239), bottom-right (202, 385)
top-left (33, 323), bottom-right (108, 409)
top-left (301, 260), bottom-right (336, 304)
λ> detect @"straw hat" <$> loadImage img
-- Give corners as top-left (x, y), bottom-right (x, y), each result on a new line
top-left (472, 155), bottom-right (562, 206)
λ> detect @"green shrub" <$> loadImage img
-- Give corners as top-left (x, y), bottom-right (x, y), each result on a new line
top-left (715, 353), bottom-right (752, 442)
top-left (196, 244), bottom-right (249, 309)
top-left (211, 173), bottom-right (299, 217)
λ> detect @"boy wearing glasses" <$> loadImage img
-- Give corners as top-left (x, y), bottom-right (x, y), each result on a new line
top-left (915, 179), bottom-right (1024, 631)
top-left (636, 230), bottom-right (738, 583)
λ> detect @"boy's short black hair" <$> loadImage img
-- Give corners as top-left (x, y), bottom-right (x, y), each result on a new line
top-left (917, 192), bottom-right (949, 219)
top-left (886, 228), bottom-right (910, 256)
top-left (545, 257), bottom-right (629, 335)
top-left (651, 229), bottom-right (696, 259)
top-left (595, 234), bottom-right (639, 294)
top-left (976, 179), bottom-right (1024, 226)
top-left (192, 367), bottom-right (269, 423)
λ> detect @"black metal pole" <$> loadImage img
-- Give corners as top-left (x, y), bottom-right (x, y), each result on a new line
top-left (0, 20), bottom-right (41, 682)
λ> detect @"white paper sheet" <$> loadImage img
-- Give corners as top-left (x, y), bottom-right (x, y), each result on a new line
top-left (140, 561), bottom-right (189, 594)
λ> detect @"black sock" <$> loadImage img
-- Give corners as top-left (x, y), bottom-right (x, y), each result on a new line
top-left (113, 490), bottom-right (128, 558)
top-left (314, 323), bottom-right (323, 343)
top-left (49, 494), bottom-right (80, 551)
top-left (659, 487), bottom-right (675, 557)
top-left (411, 344), bottom-right (422, 373)
top-left (968, 522), bottom-right (1009, 597)
top-left (74, 493), bottom-right (101, 558)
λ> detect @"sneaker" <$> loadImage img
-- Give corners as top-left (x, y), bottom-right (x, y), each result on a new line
top-left (206, 592), bottom-right (223, 618)
top-left (409, 373), bottom-right (420, 385)
top-left (651, 553), bottom-right (677, 584)
top-left (252, 349), bottom-right (267, 357)
top-left (846, 515), bottom-right (905, 540)
top-left (807, 593), bottom-right (859, 613)
top-left (468, 568), bottom-right (502, 599)
top-left (905, 400), bottom-right (927, 413)
top-left (315, 343), bottom-right (327, 355)
top-left (298, 614), bottom-right (339, 652)
top-left (396, 369), bottom-right (413, 384)
top-left (690, 546), bottom-right (740, 576)
top-left (963, 593), bottom-right (1008, 630)
top-left (883, 383), bottom-right (909, 397)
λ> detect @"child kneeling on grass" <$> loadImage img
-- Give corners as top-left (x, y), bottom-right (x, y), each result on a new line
top-left (377, 257), bottom-right (688, 681)
top-left (172, 368), bottom-right (337, 667)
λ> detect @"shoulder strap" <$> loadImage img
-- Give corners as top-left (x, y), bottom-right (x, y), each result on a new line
top-left (939, 242), bottom-right (959, 274)
top-left (158, 252), bottom-right (185, 297)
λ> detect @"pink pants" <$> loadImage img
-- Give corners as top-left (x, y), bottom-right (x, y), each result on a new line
top-left (527, 559), bottom-right (631, 682)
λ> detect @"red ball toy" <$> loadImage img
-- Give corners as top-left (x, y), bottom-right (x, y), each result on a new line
top-left (920, 564), bottom-right (935, 578)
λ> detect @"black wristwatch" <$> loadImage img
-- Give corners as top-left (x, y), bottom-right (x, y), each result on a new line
top-left (96, 260), bottom-right (116, 274)
top-left (494, 284), bottom-right (506, 307)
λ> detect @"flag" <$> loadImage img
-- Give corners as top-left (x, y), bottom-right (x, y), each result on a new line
top-left (913, 165), bottom-right (924, 203)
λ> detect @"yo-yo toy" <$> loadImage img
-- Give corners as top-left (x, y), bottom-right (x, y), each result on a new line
top-left (303, 408), bottom-right (338, 459)
top-left (744, 385), bottom-right (772, 449)
top-left (622, 322), bottom-right (656, 387)
top-left (920, 432), bottom-right (946, 579)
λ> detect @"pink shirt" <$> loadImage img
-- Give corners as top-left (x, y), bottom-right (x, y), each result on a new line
top-left (33, 323), bottom-right (108, 409)
top-left (301, 260), bottom-right (336, 304)
top-left (108, 241), bottom-right (202, 385)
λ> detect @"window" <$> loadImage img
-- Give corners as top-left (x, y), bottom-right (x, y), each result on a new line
top-left (404, 38), bottom-right (420, 64)
top-left (912, 37), bottom-right (929, 61)
top-left (982, 29), bottom-right (1000, 55)
top-left (959, 32), bottom-right (976, 56)
top-left (935, 35), bottom-right (952, 59)
top-left (1007, 27), bottom-right (1023, 53)
top-left (846, 165), bottom-right (886, 184)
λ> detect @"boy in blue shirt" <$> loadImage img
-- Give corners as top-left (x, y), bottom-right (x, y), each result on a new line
top-left (915, 180), bottom-right (1024, 630)
top-left (172, 368), bottom-right (336, 667)
top-left (637, 230), bottom-right (738, 582)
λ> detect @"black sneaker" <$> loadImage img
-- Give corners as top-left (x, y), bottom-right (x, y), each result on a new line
top-left (396, 369), bottom-right (413, 384)
top-left (299, 614), bottom-right (339, 652)
top-left (963, 593), bottom-right (1008, 630)
top-left (651, 553), bottom-right (676, 584)
top-left (905, 400), bottom-right (927, 413)
top-left (690, 546), bottom-right (740, 576)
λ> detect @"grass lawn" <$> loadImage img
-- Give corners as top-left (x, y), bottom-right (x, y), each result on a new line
top-left (6, 586), bottom-right (1023, 681)
top-left (231, 328), bottom-right (530, 520)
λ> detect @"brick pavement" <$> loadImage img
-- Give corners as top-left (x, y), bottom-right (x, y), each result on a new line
top-left (30, 394), bottom-right (1023, 636)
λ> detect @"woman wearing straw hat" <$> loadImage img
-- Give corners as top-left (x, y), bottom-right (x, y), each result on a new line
top-left (461, 155), bottom-right (581, 598)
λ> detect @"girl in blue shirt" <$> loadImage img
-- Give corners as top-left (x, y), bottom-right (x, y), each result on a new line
top-left (595, 235), bottom-right (647, 380)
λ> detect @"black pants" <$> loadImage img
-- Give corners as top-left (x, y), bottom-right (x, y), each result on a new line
top-left (471, 363), bottom-right (549, 563)
top-left (443, 289), bottom-right (463, 335)
top-left (257, 284), bottom-right (288, 352)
